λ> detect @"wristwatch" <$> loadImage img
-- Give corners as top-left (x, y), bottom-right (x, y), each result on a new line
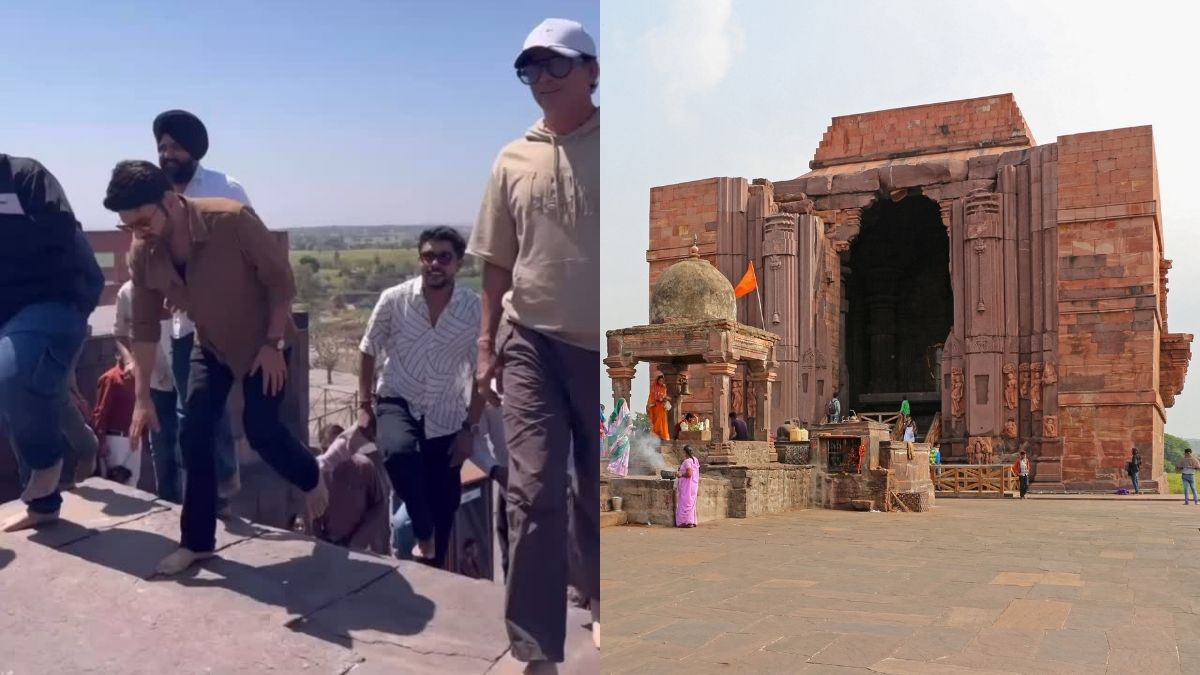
top-left (462, 420), bottom-right (480, 434)
top-left (265, 337), bottom-right (286, 351)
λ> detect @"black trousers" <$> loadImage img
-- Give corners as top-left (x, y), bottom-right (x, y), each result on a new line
top-left (1019, 475), bottom-right (1030, 497)
top-left (376, 397), bottom-right (461, 568)
top-left (179, 347), bottom-right (319, 552)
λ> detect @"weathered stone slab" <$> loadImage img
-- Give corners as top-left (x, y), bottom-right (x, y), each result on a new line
top-left (812, 192), bottom-right (875, 211)
top-left (804, 174), bottom-right (833, 196)
top-left (0, 479), bottom-right (170, 549)
top-left (830, 169), bottom-right (879, 194)
top-left (297, 560), bottom-right (511, 663)
top-left (0, 533), bottom-right (359, 674)
top-left (197, 531), bottom-right (402, 619)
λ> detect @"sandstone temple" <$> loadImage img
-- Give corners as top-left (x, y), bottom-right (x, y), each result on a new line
top-left (606, 94), bottom-right (1192, 493)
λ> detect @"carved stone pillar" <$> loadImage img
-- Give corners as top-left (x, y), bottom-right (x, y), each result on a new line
top-left (748, 360), bottom-right (777, 442)
top-left (706, 361), bottom-right (738, 463)
top-left (602, 349), bottom-right (637, 409)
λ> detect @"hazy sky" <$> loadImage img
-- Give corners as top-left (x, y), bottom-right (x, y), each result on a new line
top-left (0, 0), bottom-right (599, 230)
top-left (599, 0), bottom-right (1200, 438)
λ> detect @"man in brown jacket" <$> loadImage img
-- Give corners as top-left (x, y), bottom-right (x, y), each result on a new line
top-left (103, 160), bottom-right (327, 575)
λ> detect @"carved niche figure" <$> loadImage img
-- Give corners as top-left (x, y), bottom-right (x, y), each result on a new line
top-left (968, 436), bottom-right (994, 464)
top-left (731, 379), bottom-right (745, 418)
top-left (1003, 418), bottom-right (1018, 439)
top-left (1043, 415), bottom-right (1058, 438)
top-left (1018, 363), bottom-right (1031, 398)
top-left (1042, 361), bottom-right (1057, 386)
top-left (1030, 363), bottom-right (1043, 412)
top-left (1003, 363), bottom-right (1018, 410)
top-left (950, 368), bottom-right (965, 418)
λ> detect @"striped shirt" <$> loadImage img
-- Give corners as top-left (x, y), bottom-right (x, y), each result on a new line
top-left (360, 277), bottom-right (480, 438)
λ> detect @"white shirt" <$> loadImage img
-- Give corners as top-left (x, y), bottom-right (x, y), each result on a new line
top-left (903, 426), bottom-right (915, 443)
top-left (114, 281), bottom-right (174, 392)
top-left (172, 164), bottom-right (252, 339)
top-left (360, 277), bottom-right (480, 438)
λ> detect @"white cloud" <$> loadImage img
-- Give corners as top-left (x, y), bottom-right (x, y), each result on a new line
top-left (643, 0), bottom-right (743, 124)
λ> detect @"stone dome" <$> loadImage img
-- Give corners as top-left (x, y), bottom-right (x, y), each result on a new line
top-left (649, 245), bottom-right (737, 324)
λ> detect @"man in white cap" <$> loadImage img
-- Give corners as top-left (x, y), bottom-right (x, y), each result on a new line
top-left (469, 17), bottom-right (600, 673)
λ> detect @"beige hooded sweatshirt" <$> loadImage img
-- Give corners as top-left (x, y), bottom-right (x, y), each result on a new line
top-left (468, 109), bottom-right (599, 351)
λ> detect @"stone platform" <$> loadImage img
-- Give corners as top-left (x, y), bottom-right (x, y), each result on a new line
top-left (608, 464), bottom-right (814, 526)
top-left (0, 479), bottom-right (597, 674)
top-left (603, 497), bottom-right (1200, 674)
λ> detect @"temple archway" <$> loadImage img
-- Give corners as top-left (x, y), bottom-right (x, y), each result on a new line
top-left (844, 195), bottom-right (951, 423)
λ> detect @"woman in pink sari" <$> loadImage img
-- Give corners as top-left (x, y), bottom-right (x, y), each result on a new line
top-left (675, 446), bottom-right (700, 528)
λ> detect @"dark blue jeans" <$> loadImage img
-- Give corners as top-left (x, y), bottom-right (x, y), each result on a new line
top-left (172, 332), bottom-right (237, 502)
top-left (179, 346), bottom-right (318, 552)
top-left (150, 387), bottom-right (182, 503)
top-left (0, 302), bottom-right (87, 514)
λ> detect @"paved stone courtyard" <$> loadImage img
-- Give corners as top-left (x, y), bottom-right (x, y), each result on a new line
top-left (602, 498), bottom-right (1200, 674)
top-left (0, 479), bottom-right (596, 674)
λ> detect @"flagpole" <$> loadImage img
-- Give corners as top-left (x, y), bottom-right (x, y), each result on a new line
top-left (755, 287), bottom-right (766, 330)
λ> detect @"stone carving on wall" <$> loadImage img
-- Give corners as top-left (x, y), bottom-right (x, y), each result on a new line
top-left (1043, 415), bottom-right (1058, 438)
top-left (731, 379), bottom-right (745, 416)
top-left (1042, 361), bottom-right (1057, 386)
top-left (950, 368), bottom-right (965, 418)
top-left (1030, 363), bottom-right (1043, 412)
top-left (967, 336), bottom-right (1003, 352)
top-left (1003, 363), bottom-right (1018, 409)
top-left (1003, 419), bottom-right (1018, 439)
top-left (1018, 363), bottom-right (1031, 398)
top-left (968, 436), bottom-right (994, 464)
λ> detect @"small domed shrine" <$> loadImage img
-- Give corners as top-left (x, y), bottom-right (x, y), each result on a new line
top-left (605, 238), bottom-right (779, 465)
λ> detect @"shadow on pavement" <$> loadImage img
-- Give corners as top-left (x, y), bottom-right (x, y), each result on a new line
top-left (28, 523), bottom-right (436, 650)
top-left (0, 546), bottom-right (13, 571)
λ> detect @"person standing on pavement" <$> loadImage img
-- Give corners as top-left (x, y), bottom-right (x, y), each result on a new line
top-left (155, 109), bottom-right (244, 513)
top-left (469, 17), bottom-right (601, 670)
top-left (104, 159), bottom-right (327, 575)
top-left (1177, 448), bottom-right (1200, 505)
top-left (0, 154), bottom-right (104, 532)
top-left (356, 227), bottom-right (484, 568)
top-left (1012, 450), bottom-right (1030, 499)
top-left (1125, 447), bottom-right (1143, 495)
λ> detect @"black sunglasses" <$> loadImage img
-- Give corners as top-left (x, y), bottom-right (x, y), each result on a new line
top-left (420, 251), bottom-right (456, 265)
top-left (517, 55), bottom-right (583, 86)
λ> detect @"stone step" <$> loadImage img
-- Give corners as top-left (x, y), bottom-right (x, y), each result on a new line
top-left (600, 511), bottom-right (628, 528)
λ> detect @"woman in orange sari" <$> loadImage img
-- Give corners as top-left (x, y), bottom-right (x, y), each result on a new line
top-left (647, 374), bottom-right (671, 440)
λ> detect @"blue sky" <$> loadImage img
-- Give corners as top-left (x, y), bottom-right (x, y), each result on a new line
top-left (0, 0), bottom-right (599, 230)
top-left (600, 0), bottom-right (1200, 437)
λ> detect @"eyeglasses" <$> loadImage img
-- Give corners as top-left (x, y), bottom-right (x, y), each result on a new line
top-left (517, 55), bottom-right (582, 85)
top-left (420, 251), bottom-right (456, 265)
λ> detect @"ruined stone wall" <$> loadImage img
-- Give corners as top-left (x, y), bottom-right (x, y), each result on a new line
top-left (608, 475), bottom-right (731, 526)
top-left (709, 465), bottom-right (813, 519)
top-left (1056, 126), bottom-right (1173, 491)
top-left (813, 94), bottom-right (1033, 168)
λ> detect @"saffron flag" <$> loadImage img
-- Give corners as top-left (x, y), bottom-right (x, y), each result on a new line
top-left (733, 260), bottom-right (757, 298)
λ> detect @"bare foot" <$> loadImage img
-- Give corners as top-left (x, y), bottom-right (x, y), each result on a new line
top-left (591, 598), bottom-right (600, 649)
top-left (21, 460), bottom-right (63, 502)
top-left (305, 473), bottom-right (329, 520)
top-left (1, 509), bottom-right (60, 532)
top-left (411, 539), bottom-right (435, 561)
top-left (524, 661), bottom-right (558, 675)
top-left (155, 547), bottom-right (214, 575)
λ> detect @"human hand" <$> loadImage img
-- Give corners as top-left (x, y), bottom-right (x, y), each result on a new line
top-left (356, 404), bottom-right (376, 440)
top-left (251, 346), bottom-right (288, 396)
top-left (451, 430), bottom-right (474, 467)
top-left (130, 397), bottom-right (160, 448)
top-left (476, 343), bottom-right (502, 406)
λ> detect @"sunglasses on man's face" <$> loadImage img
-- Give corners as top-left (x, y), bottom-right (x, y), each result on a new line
top-left (420, 251), bottom-right (456, 265)
top-left (517, 55), bottom-right (582, 86)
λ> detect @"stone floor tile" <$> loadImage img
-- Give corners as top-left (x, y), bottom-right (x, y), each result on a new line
top-left (995, 599), bottom-right (1073, 630)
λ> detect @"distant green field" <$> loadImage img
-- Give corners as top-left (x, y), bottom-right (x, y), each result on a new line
top-left (1168, 472), bottom-right (1183, 495)
top-left (289, 249), bottom-right (418, 267)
